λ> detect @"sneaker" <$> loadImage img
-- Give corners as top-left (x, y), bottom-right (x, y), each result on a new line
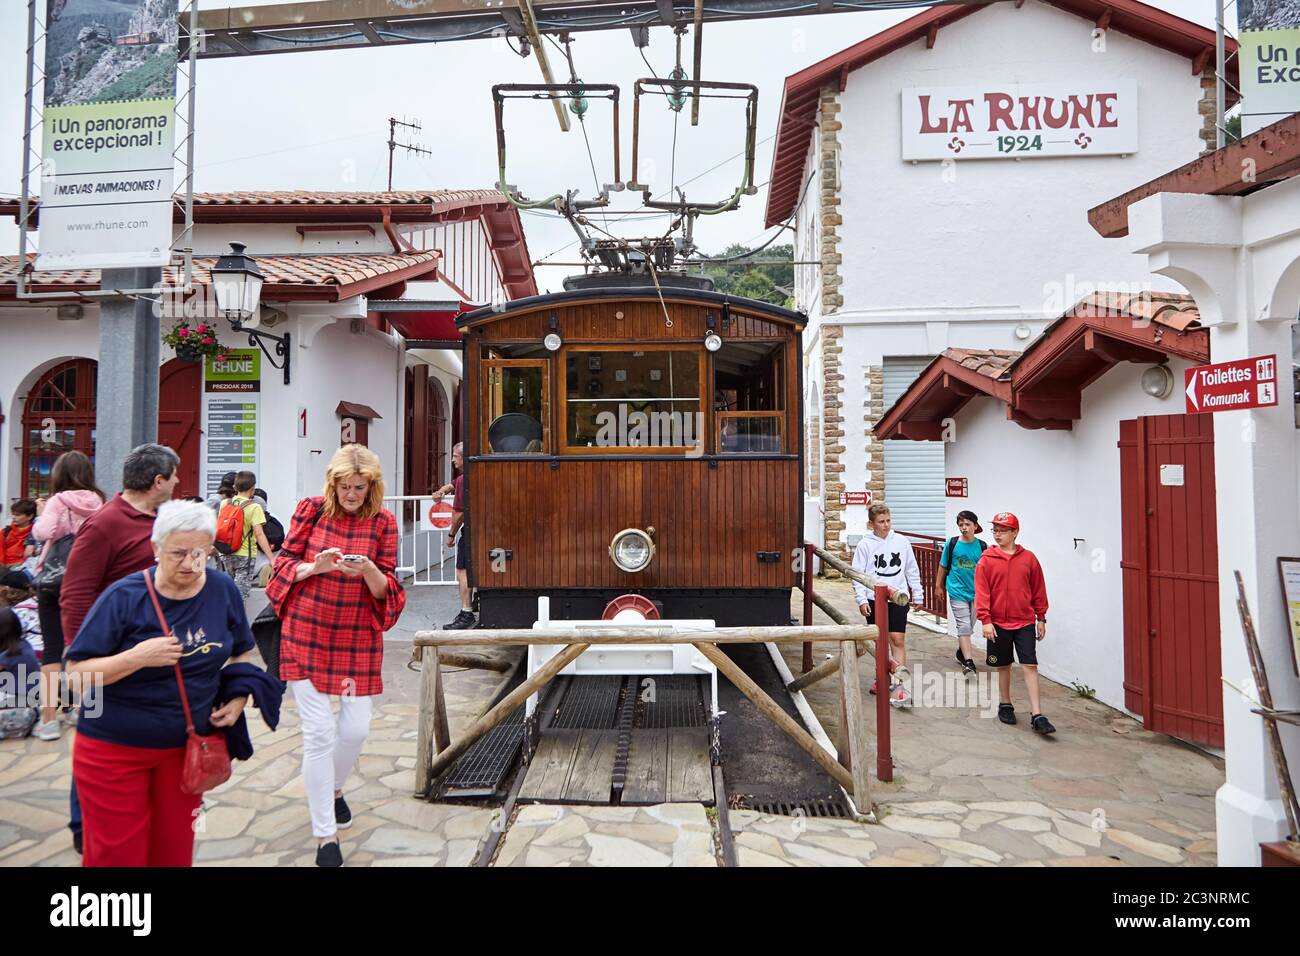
top-left (443, 609), bottom-right (476, 630)
top-left (33, 719), bottom-right (62, 741)
top-left (334, 795), bottom-right (352, 829)
top-left (954, 649), bottom-right (967, 668)
top-left (889, 684), bottom-right (912, 709)
top-left (997, 703), bottom-right (1017, 725)
top-left (1031, 714), bottom-right (1057, 735)
top-left (316, 840), bottom-right (344, 868)
top-left (60, 708), bottom-right (78, 727)
top-left (961, 657), bottom-right (977, 677)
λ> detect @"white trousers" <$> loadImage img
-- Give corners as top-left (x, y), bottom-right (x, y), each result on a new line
top-left (290, 679), bottom-right (373, 839)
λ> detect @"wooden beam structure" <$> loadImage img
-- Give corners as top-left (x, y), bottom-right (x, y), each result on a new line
top-left (413, 623), bottom-right (878, 646)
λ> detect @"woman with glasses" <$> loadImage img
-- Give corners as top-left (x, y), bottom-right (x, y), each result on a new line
top-left (65, 500), bottom-right (257, 867)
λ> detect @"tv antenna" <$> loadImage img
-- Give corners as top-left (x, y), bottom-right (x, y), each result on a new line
top-left (387, 117), bottom-right (433, 190)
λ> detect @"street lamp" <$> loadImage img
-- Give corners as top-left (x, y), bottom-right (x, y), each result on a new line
top-left (210, 241), bottom-right (291, 385)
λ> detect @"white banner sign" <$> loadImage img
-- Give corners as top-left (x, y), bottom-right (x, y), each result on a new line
top-left (1238, 0), bottom-right (1300, 136)
top-left (901, 80), bottom-right (1139, 161)
top-left (37, 0), bottom-right (179, 270)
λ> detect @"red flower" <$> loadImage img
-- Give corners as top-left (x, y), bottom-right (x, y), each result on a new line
top-left (196, 324), bottom-right (207, 333)
top-left (202, 336), bottom-right (214, 344)
top-left (216, 354), bottom-right (227, 362)
top-left (177, 328), bottom-right (190, 337)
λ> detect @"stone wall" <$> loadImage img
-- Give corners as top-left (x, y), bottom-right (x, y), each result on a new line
top-left (1197, 65), bottom-right (1217, 155)
top-left (864, 364), bottom-right (885, 507)
top-left (817, 83), bottom-right (848, 558)
top-left (818, 84), bottom-right (844, 313)
top-left (821, 325), bottom-right (845, 557)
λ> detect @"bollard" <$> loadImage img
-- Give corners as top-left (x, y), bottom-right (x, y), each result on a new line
top-left (874, 584), bottom-right (893, 782)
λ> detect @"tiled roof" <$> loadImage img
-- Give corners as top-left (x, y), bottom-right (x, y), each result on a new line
top-left (1066, 290), bottom-right (1200, 330)
top-left (0, 252), bottom-right (440, 299)
top-left (188, 189), bottom-right (503, 207)
top-left (943, 348), bottom-right (1022, 380)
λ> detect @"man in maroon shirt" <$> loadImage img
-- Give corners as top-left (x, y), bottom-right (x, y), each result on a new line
top-left (60, 442), bottom-right (179, 852)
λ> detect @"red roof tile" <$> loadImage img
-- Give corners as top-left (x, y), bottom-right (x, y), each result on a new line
top-left (0, 252), bottom-right (441, 301)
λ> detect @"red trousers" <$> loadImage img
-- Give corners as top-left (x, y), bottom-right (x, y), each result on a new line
top-left (72, 734), bottom-right (202, 867)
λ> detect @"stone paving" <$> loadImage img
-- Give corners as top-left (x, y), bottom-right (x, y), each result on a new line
top-left (0, 582), bottom-right (1224, 866)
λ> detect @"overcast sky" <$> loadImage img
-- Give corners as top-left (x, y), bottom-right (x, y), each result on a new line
top-left (0, 0), bottom-right (1224, 293)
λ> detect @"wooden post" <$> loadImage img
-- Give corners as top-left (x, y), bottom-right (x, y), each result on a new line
top-left (415, 648), bottom-right (439, 796)
top-left (437, 652), bottom-right (512, 673)
top-left (432, 652), bottom-right (451, 756)
top-left (802, 542), bottom-right (814, 673)
top-left (840, 639), bottom-right (872, 809)
top-left (874, 585), bottom-right (893, 782)
top-left (413, 624), bottom-right (876, 646)
top-left (424, 642), bottom-right (590, 785)
top-left (692, 641), bottom-right (857, 795)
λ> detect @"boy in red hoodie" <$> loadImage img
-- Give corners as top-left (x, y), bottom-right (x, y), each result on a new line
top-left (974, 511), bottom-right (1055, 735)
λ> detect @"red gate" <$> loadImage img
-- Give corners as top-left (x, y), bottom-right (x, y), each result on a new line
top-left (1118, 413), bottom-right (1222, 747)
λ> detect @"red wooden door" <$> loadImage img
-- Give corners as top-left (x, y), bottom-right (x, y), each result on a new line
top-left (1118, 414), bottom-right (1222, 747)
top-left (158, 359), bottom-right (201, 498)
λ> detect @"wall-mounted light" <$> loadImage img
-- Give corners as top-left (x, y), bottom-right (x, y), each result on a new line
top-left (1140, 364), bottom-right (1174, 399)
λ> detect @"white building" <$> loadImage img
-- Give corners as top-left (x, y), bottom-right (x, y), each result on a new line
top-left (766, 0), bottom-right (1235, 549)
top-left (0, 190), bottom-right (536, 513)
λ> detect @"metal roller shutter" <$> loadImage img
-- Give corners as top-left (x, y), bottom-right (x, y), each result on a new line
top-left (882, 357), bottom-right (945, 537)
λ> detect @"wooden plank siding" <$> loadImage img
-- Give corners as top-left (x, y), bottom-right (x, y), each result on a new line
top-left (469, 457), bottom-right (800, 589)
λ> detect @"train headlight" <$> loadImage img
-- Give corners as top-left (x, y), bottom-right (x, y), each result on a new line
top-left (610, 528), bottom-right (654, 573)
top-left (544, 332), bottom-right (563, 351)
top-left (704, 332), bottom-right (723, 352)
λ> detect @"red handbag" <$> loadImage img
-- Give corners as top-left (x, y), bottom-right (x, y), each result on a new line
top-left (143, 570), bottom-right (232, 795)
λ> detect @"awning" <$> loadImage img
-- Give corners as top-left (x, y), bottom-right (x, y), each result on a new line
top-left (370, 297), bottom-right (472, 344)
top-left (336, 401), bottom-right (382, 421)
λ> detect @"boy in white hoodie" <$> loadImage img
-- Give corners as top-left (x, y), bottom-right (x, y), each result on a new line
top-left (852, 503), bottom-right (923, 708)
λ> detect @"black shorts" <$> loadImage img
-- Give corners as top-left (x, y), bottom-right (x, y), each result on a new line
top-left (455, 531), bottom-right (469, 571)
top-left (986, 623), bottom-right (1038, 668)
top-left (865, 600), bottom-right (909, 634)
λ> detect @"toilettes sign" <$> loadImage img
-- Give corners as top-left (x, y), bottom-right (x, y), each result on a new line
top-left (901, 80), bottom-right (1139, 160)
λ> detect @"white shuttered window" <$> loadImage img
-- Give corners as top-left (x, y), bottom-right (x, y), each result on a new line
top-left (881, 357), bottom-right (945, 537)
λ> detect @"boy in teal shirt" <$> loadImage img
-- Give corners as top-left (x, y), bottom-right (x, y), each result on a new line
top-left (935, 510), bottom-right (987, 676)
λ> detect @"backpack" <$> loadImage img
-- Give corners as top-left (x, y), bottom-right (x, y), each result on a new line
top-left (262, 513), bottom-right (286, 551)
top-left (214, 500), bottom-right (252, 555)
top-left (943, 535), bottom-right (987, 567)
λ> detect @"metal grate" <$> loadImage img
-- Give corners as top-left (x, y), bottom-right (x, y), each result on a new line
top-left (634, 675), bottom-right (707, 729)
top-left (442, 708), bottom-right (525, 795)
top-left (738, 798), bottom-right (852, 819)
top-left (550, 675), bottom-right (624, 729)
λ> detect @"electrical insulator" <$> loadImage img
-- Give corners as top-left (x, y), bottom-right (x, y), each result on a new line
top-left (667, 66), bottom-right (688, 113)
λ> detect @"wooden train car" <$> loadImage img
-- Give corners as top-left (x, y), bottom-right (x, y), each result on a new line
top-left (457, 282), bottom-right (806, 628)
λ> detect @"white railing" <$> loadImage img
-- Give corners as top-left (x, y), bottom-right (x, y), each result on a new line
top-left (383, 494), bottom-right (457, 586)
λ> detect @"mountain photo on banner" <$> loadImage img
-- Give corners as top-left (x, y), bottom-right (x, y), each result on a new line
top-left (44, 0), bottom-right (178, 107)
top-left (699, 243), bottom-right (794, 307)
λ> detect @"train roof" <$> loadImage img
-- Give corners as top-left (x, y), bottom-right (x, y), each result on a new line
top-left (458, 286), bottom-right (807, 331)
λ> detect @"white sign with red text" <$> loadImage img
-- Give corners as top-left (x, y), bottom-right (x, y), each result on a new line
top-left (901, 81), bottom-right (1139, 161)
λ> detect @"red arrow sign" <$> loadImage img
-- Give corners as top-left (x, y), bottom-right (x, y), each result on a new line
top-left (1184, 355), bottom-right (1279, 414)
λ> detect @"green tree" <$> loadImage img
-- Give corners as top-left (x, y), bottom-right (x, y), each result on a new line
top-left (698, 242), bottom-right (794, 307)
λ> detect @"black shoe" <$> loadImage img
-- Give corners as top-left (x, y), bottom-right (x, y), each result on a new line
top-left (1031, 714), bottom-right (1057, 735)
top-left (72, 830), bottom-right (82, 856)
top-left (334, 795), bottom-right (352, 829)
top-left (443, 609), bottom-right (476, 630)
top-left (316, 840), bottom-right (344, 867)
top-left (962, 657), bottom-right (978, 677)
top-left (954, 649), bottom-right (968, 667)
top-left (997, 703), bottom-right (1017, 725)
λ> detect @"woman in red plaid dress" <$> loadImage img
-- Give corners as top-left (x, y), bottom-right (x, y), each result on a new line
top-left (266, 444), bottom-right (406, 867)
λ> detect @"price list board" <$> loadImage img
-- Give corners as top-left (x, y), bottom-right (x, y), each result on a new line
top-left (202, 349), bottom-right (261, 496)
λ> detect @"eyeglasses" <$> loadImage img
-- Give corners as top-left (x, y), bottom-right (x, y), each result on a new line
top-left (161, 547), bottom-right (208, 565)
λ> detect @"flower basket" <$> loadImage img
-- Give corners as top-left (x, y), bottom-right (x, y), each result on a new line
top-left (163, 321), bottom-right (228, 364)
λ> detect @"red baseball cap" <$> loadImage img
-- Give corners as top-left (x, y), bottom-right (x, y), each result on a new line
top-left (990, 511), bottom-right (1020, 530)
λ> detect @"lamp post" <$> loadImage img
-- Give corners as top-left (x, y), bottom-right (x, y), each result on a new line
top-left (211, 241), bottom-right (291, 385)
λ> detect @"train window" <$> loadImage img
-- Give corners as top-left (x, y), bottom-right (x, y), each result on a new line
top-left (482, 359), bottom-right (550, 454)
top-left (562, 346), bottom-right (703, 452)
top-left (714, 342), bottom-right (786, 454)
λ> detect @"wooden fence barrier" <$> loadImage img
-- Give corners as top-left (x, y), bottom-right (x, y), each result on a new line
top-left (411, 623), bottom-right (879, 815)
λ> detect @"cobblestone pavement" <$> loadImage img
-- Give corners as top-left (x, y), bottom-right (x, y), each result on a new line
top-left (0, 583), bottom-right (1223, 866)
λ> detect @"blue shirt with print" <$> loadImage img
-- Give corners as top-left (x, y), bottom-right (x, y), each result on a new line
top-left (66, 570), bottom-right (254, 749)
top-left (940, 538), bottom-right (986, 603)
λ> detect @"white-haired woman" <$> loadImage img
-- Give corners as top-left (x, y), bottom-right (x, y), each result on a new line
top-left (66, 500), bottom-right (256, 867)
